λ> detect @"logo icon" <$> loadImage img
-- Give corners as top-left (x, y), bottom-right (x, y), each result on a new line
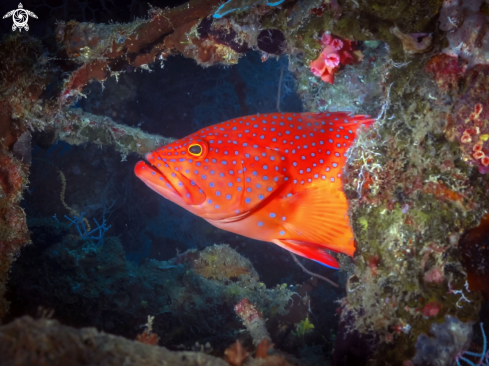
top-left (3, 3), bottom-right (38, 32)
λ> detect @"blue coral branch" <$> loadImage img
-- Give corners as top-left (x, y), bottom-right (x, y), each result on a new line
top-left (64, 212), bottom-right (111, 246)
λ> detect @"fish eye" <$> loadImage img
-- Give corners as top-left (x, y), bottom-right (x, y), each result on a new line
top-left (188, 144), bottom-right (203, 156)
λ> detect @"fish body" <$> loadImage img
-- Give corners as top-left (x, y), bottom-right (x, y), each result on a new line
top-left (135, 112), bottom-right (374, 268)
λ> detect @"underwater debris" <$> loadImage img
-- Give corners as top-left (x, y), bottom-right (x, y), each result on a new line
top-left (0, 31), bottom-right (172, 317)
top-left (55, 0), bottom-right (222, 77)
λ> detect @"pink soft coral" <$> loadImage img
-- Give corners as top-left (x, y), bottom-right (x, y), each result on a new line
top-left (310, 32), bottom-right (363, 84)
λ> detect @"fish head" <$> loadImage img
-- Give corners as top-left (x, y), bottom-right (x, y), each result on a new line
top-left (135, 124), bottom-right (286, 221)
top-left (135, 136), bottom-right (219, 217)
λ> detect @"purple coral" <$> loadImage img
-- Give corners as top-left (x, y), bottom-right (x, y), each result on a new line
top-left (440, 0), bottom-right (489, 67)
top-left (411, 315), bottom-right (474, 365)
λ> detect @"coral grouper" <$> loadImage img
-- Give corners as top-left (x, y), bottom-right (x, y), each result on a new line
top-left (135, 112), bottom-right (374, 269)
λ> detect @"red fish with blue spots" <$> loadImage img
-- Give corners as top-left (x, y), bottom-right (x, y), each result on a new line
top-left (135, 112), bottom-right (374, 269)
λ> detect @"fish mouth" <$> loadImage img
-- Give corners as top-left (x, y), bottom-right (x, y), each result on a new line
top-left (135, 159), bottom-right (183, 201)
top-left (135, 156), bottom-right (206, 206)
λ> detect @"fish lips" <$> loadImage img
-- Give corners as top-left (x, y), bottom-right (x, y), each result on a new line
top-left (135, 158), bottom-right (206, 206)
top-left (135, 160), bottom-right (181, 202)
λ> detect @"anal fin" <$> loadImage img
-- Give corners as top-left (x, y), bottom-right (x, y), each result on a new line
top-left (274, 239), bottom-right (340, 269)
top-left (281, 185), bottom-right (356, 257)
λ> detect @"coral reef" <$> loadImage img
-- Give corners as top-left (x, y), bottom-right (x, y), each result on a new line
top-left (330, 1), bottom-right (489, 359)
top-left (427, 57), bottom-right (489, 175)
top-left (6, 218), bottom-right (310, 351)
top-left (0, 150), bottom-right (29, 320)
top-left (296, 39), bottom-right (388, 115)
top-left (335, 54), bottom-right (487, 362)
top-left (190, 244), bottom-right (259, 280)
top-left (0, 33), bottom-right (43, 320)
